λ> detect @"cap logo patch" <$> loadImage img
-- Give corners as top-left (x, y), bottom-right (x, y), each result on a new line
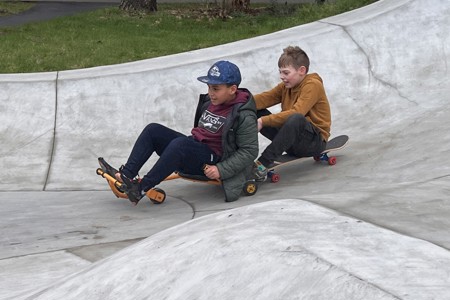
top-left (209, 65), bottom-right (221, 78)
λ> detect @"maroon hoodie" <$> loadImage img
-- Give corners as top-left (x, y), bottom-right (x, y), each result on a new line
top-left (191, 90), bottom-right (249, 156)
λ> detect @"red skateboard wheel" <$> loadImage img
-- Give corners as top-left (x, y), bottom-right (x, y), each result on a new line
top-left (271, 173), bottom-right (280, 183)
top-left (328, 156), bottom-right (337, 165)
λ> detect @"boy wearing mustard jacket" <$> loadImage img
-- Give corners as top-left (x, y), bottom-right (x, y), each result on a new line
top-left (252, 46), bottom-right (331, 179)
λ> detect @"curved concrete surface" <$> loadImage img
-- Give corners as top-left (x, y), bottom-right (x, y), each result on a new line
top-left (16, 200), bottom-right (450, 299)
top-left (1, 0), bottom-right (450, 298)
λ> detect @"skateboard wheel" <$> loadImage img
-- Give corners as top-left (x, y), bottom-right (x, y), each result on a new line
top-left (243, 181), bottom-right (258, 196)
top-left (147, 187), bottom-right (166, 204)
top-left (313, 156), bottom-right (320, 162)
top-left (328, 156), bottom-right (337, 165)
top-left (271, 173), bottom-right (280, 183)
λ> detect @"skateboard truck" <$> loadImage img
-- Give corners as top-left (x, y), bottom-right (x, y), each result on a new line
top-left (313, 152), bottom-right (337, 165)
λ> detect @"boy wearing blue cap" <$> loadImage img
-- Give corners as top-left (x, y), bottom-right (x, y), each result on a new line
top-left (103, 61), bottom-right (258, 204)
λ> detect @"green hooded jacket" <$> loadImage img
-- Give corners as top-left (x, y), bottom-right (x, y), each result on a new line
top-left (194, 88), bottom-right (259, 202)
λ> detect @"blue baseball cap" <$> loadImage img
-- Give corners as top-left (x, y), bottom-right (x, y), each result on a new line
top-left (197, 60), bottom-right (241, 86)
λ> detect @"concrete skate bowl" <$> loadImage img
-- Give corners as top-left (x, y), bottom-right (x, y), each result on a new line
top-left (1, 0), bottom-right (450, 299)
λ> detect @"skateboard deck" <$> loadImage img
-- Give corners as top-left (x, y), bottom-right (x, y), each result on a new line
top-left (97, 158), bottom-right (258, 205)
top-left (162, 168), bottom-right (258, 197)
top-left (267, 134), bottom-right (349, 183)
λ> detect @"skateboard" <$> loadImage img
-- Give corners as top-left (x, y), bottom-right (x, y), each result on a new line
top-left (96, 158), bottom-right (258, 204)
top-left (266, 134), bottom-right (349, 183)
top-left (164, 168), bottom-right (258, 197)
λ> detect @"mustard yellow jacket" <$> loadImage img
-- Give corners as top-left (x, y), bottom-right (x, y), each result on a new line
top-left (254, 73), bottom-right (331, 141)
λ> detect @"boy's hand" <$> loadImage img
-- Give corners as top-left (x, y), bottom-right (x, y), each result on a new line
top-left (257, 118), bottom-right (263, 131)
top-left (203, 164), bottom-right (220, 180)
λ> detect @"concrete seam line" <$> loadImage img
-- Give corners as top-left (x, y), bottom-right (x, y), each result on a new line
top-left (319, 19), bottom-right (417, 105)
top-left (43, 71), bottom-right (59, 191)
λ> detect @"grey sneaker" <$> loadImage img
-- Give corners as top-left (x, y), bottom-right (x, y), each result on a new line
top-left (118, 167), bottom-right (144, 205)
top-left (252, 161), bottom-right (268, 182)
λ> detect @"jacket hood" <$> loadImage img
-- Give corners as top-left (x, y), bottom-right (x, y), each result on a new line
top-left (297, 73), bottom-right (323, 90)
top-left (236, 88), bottom-right (257, 114)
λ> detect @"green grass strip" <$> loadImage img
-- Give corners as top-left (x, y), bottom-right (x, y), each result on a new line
top-left (0, 1), bottom-right (377, 73)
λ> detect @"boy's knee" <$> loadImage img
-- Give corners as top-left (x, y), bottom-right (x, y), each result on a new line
top-left (285, 113), bottom-right (306, 127)
top-left (144, 123), bottom-right (163, 133)
top-left (165, 137), bottom-right (189, 154)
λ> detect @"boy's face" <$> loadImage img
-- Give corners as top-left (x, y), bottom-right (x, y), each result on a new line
top-left (279, 65), bottom-right (307, 88)
top-left (207, 84), bottom-right (238, 105)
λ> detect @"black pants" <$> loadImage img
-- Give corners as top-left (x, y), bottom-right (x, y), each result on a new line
top-left (257, 109), bottom-right (326, 165)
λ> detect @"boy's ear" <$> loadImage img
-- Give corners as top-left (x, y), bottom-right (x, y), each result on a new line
top-left (299, 66), bottom-right (307, 75)
top-left (229, 84), bottom-right (238, 93)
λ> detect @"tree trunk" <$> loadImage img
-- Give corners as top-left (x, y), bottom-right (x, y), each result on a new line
top-left (220, 0), bottom-right (250, 17)
top-left (233, 0), bottom-right (250, 10)
top-left (119, 0), bottom-right (157, 13)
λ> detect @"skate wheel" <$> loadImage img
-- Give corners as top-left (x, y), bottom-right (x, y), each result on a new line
top-left (313, 156), bottom-right (320, 162)
top-left (243, 181), bottom-right (258, 196)
top-left (328, 156), bottom-right (337, 165)
top-left (147, 188), bottom-right (166, 204)
top-left (271, 173), bottom-right (280, 183)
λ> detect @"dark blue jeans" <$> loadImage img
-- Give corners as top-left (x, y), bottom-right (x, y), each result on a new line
top-left (121, 123), bottom-right (220, 192)
top-left (258, 109), bottom-right (326, 165)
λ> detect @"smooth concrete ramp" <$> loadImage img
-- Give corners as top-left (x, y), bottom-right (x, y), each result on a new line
top-left (1, 0), bottom-right (450, 298)
top-left (17, 200), bottom-right (450, 299)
